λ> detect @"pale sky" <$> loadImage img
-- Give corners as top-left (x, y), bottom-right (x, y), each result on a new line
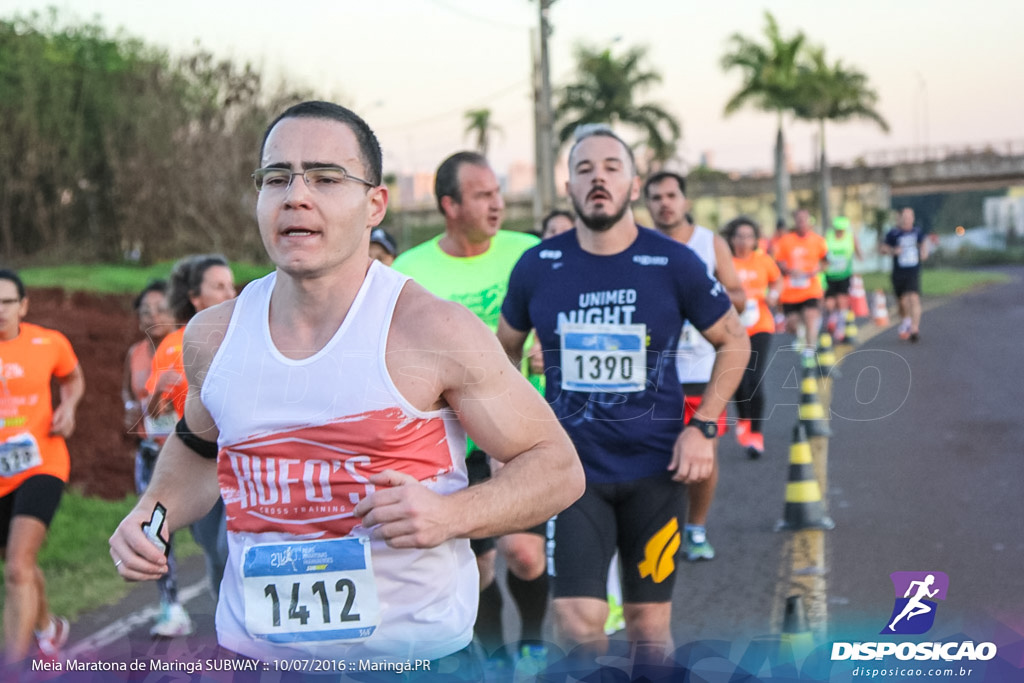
top-left (6, 0), bottom-right (1024, 179)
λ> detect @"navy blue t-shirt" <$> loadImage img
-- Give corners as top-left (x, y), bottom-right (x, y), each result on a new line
top-left (884, 226), bottom-right (926, 272)
top-left (501, 226), bottom-right (732, 483)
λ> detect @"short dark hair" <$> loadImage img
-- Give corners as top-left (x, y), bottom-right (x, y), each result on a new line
top-left (434, 151), bottom-right (489, 215)
top-left (133, 279), bottom-right (168, 312)
top-left (0, 269), bottom-right (25, 299)
top-left (568, 124), bottom-right (636, 175)
top-left (721, 216), bottom-right (762, 254)
top-left (260, 101), bottom-right (383, 186)
top-left (168, 254), bottom-right (230, 323)
top-left (643, 171), bottom-right (686, 198)
top-left (541, 209), bottom-right (574, 233)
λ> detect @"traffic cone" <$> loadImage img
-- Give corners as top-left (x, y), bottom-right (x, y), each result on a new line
top-left (872, 290), bottom-right (890, 327)
top-left (816, 331), bottom-right (837, 376)
top-left (843, 309), bottom-right (859, 345)
top-left (780, 595), bottom-right (815, 662)
top-left (799, 366), bottom-right (831, 437)
top-left (850, 275), bottom-right (869, 318)
top-left (776, 424), bottom-right (834, 531)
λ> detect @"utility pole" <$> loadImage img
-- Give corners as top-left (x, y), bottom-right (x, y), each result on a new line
top-left (531, 28), bottom-right (544, 226)
top-left (533, 0), bottom-right (556, 217)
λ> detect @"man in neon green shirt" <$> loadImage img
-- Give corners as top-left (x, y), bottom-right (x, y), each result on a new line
top-left (393, 152), bottom-right (545, 664)
top-left (824, 215), bottom-right (862, 342)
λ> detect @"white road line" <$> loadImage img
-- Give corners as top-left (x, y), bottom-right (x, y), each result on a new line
top-left (64, 580), bottom-right (209, 660)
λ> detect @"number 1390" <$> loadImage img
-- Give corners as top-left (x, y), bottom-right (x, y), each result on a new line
top-left (573, 354), bottom-right (634, 381)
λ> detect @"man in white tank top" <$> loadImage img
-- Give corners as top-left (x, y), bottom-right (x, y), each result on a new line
top-left (644, 172), bottom-right (746, 562)
top-left (109, 101), bottom-right (584, 672)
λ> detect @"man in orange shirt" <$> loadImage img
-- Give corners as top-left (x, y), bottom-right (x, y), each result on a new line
top-left (0, 270), bottom-right (84, 665)
top-left (773, 209), bottom-right (829, 358)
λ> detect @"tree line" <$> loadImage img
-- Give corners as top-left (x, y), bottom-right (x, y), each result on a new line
top-left (0, 10), bottom-right (309, 265)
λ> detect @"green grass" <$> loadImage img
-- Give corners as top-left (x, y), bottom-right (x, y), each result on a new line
top-left (860, 267), bottom-right (1010, 297)
top-left (0, 491), bottom-right (199, 621)
top-left (19, 262), bottom-right (275, 295)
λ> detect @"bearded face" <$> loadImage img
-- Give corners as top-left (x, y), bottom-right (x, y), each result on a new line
top-left (567, 134), bottom-right (639, 233)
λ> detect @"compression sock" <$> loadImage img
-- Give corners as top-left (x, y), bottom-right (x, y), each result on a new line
top-left (475, 580), bottom-right (505, 658)
top-left (506, 569), bottom-right (549, 644)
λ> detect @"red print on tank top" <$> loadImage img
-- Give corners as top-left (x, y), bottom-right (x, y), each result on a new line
top-left (218, 407), bottom-right (453, 537)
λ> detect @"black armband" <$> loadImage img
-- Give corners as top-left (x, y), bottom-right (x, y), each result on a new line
top-left (175, 417), bottom-right (219, 460)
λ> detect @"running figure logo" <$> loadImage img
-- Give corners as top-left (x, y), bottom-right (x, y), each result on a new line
top-left (881, 571), bottom-right (949, 635)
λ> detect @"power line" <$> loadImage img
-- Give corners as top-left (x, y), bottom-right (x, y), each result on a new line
top-left (426, 0), bottom-right (532, 31)
top-left (375, 79), bottom-right (531, 133)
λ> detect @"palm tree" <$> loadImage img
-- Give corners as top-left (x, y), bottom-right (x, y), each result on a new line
top-left (554, 43), bottom-right (681, 170)
top-left (720, 11), bottom-right (805, 226)
top-left (793, 46), bottom-right (890, 227)
top-left (464, 108), bottom-right (501, 157)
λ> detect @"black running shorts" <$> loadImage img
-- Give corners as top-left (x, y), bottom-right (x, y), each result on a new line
top-left (548, 474), bottom-right (688, 603)
top-left (891, 268), bottom-right (921, 298)
top-left (824, 276), bottom-right (852, 298)
top-left (0, 475), bottom-right (65, 547)
top-left (782, 298), bottom-right (821, 315)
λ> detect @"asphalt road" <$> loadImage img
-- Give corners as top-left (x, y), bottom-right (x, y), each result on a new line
top-left (826, 268), bottom-right (1024, 641)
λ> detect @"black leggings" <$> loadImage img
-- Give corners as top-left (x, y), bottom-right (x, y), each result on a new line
top-left (734, 332), bottom-right (773, 434)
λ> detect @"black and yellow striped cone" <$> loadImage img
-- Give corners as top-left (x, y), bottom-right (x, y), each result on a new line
top-left (816, 332), bottom-right (837, 376)
top-left (779, 595), bottom-right (815, 662)
top-left (776, 424), bottom-right (834, 531)
top-left (843, 309), bottom-right (859, 345)
top-left (799, 366), bottom-right (831, 437)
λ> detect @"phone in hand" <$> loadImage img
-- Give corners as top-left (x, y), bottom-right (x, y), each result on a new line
top-left (141, 502), bottom-right (170, 557)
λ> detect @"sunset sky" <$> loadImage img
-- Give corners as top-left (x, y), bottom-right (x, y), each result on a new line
top-left (7, 0), bottom-right (1023, 179)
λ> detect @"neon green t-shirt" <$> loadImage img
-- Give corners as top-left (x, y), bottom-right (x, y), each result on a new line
top-left (393, 230), bottom-right (541, 454)
top-left (825, 228), bottom-right (856, 280)
top-left (393, 230), bottom-right (540, 332)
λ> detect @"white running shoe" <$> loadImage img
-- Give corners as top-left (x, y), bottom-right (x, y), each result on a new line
top-left (150, 602), bottom-right (194, 638)
top-left (36, 615), bottom-right (69, 656)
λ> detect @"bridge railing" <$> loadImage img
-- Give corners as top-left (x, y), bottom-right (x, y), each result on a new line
top-left (846, 140), bottom-right (1024, 169)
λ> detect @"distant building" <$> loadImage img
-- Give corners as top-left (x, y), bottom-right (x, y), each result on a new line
top-left (506, 160), bottom-right (535, 198)
top-left (394, 172), bottom-right (436, 208)
top-left (984, 194), bottom-right (1024, 236)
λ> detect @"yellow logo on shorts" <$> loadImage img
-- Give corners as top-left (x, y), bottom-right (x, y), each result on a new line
top-left (637, 517), bottom-right (680, 584)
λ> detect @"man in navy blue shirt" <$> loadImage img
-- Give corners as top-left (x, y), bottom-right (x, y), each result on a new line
top-left (497, 125), bottom-right (750, 655)
top-left (881, 207), bottom-right (930, 342)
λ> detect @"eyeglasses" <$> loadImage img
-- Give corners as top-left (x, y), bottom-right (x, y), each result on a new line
top-left (138, 305), bottom-right (170, 316)
top-left (252, 166), bottom-right (376, 192)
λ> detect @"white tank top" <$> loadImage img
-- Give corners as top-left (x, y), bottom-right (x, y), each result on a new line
top-left (203, 262), bottom-right (476, 662)
top-left (677, 225), bottom-right (719, 383)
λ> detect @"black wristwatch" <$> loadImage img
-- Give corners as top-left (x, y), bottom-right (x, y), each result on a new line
top-left (687, 417), bottom-right (719, 439)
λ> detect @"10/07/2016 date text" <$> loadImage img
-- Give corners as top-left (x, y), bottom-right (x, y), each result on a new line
top-left (271, 659), bottom-right (432, 673)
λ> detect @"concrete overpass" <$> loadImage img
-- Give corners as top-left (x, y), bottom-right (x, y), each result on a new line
top-left (692, 140), bottom-right (1024, 198)
top-left (682, 140), bottom-right (1024, 233)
